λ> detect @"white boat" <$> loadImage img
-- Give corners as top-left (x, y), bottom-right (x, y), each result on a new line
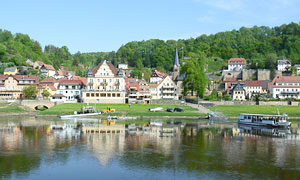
top-left (60, 112), bottom-right (102, 119)
top-left (238, 113), bottom-right (291, 127)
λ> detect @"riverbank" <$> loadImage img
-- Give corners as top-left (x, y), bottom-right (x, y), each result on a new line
top-left (209, 105), bottom-right (300, 118)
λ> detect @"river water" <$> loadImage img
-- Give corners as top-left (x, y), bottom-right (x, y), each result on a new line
top-left (0, 116), bottom-right (300, 180)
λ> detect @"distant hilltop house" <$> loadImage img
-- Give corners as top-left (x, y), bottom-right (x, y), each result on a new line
top-left (33, 60), bottom-right (44, 69)
top-left (118, 64), bottom-right (128, 70)
top-left (40, 64), bottom-right (55, 77)
top-left (277, 60), bottom-right (291, 71)
top-left (4, 67), bottom-right (18, 75)
top-left (227, 58), bottom-right (247, 71)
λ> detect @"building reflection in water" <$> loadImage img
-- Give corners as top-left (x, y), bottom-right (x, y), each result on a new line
top-left (1, 118), bottom-right (300, 179)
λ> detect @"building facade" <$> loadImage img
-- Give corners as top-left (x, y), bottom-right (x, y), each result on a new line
top-left (0, 75), bottom-right (39, 99)
top-left (271, 76), bottom-right (300, 99)
top-left (40, 64), bottom-right (56, 77)
top-left (232, 83), bottom-right (246, 101)
top-left (244, 80), bottom-right (263, 99)
top-left (149, 76), bottom-right (178, 100)
top-left (227, 58), bottom-right (247, 71)
top-left (56, 79), bottom-right (85, 102)
top-left (82, 60), bottom-right (126, 103)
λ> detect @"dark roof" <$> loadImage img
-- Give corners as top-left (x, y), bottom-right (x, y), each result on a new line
top-left (173, 47), bottom-right (180, 67)
top-left (4, 67), bottom-right (17, 72)
top-left (86, 67), bottom-right (93, 77)
top-left (232, 83), bottom-right (244, 91)
top-left (176, 73), bottom-right (186, 81)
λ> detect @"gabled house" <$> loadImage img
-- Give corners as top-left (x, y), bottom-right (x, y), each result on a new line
top-left (244, 80), bottom-right (263, 99)
top-left (56, 79), bottom-right (85, 102)
top-left (150, 70), bottom-right (166, 83)
top-left (227, 58), bottom-right (247, 71)
top-left (82, 60), bottom-right (126, 103)
top-left (40, 64), bottom-right (55, 77)
top-left (149, 76), bottom-right (178, 100)
top-left (232, 83), bottom-right (245, 101)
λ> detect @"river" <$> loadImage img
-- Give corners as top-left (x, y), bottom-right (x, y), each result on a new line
top-left (0, 116), bottom-right (300, 180)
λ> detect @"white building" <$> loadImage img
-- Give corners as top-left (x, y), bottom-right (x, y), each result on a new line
top-left (227, 58), bottom-right (247, 71)
top-left (149, 76), bottom-right (178, 100)
top-left (277, 60), bottom-right (291, 71)
top-left (244, 80), bottom-right (263, 99)
top-left (82, 60), bottom-right (126, 103)
top-left (271, 76), bottom-right (300, 99)
top-left (40, 64), bottom-right (56, 77)
top-left (56, 79), bottom-right (84, 102)
top-left (118, 64), bottom-right (128, 70)
top-left (232, 83), bottom-right (246, 101)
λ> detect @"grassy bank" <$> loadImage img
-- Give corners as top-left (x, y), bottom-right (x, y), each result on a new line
top-left (0, 103), bottom-right (27, 113)
top-left (39, 103), bottom-right (201, 117)
top-left (209, 105), bottom-right (300, 117)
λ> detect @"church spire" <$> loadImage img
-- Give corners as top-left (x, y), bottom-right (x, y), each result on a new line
top-left (173, 47), bottom-right (180, 67)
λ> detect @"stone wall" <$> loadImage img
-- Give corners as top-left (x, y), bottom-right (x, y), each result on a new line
top-left (152, 100), bottom-right (183, 105)
top-left (200, 100), bottom-right (300, 106)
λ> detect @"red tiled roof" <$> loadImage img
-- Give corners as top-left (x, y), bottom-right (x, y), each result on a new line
top-left (42, 64), bottom-right (55, 70)
top-left (224, 77), bottom-right (237, 82)
top-left (73, 76), bottom-right (87, 86)
top-left (149, 83), bottom-right (159, 88)
top-left (228, 58), bottom-right (247, 65)
top-left (59, 79), bottom-right (83, 85)
top-left (41, 78), bottom-right (56, 83)
top-left (51, 94), bottom-right (66, 97)
top-left (91, 61), bottom-right (118, 76)
top-left (0, 75), bottom-right (39, 84)
top-left (244, 80), bottom-right (263, 87)
top-left (151, 70), bottom-right (166, 78)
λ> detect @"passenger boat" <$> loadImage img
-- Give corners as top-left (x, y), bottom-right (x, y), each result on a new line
top-left (238, 113), bottom-right (291, 127)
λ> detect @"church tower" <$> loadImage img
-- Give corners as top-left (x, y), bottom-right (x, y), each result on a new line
top-left (172, 47), bottom-right (180, 80)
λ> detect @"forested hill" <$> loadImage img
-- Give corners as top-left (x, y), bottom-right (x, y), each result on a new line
top-left (1, 22), bottom-right (300, 75)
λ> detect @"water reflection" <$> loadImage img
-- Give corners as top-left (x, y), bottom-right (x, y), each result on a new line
top-left (0, 117), bottom-right (300, 179)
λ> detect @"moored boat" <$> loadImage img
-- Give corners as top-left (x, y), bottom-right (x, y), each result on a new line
top-left (238, 113), bottom-right (291, 127)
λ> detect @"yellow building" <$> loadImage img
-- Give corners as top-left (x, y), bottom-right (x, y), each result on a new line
top-left (38, 84), bottom-right (56, 99)
top-left (4, 67), bottom-right (18, 75)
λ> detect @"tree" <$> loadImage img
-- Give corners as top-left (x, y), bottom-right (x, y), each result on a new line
top-left (41, 89), bottom-right (50, 99)
top-left (182, 54), bottom-right (208, 98)
top-left (23, 85), bottom-right (38, 99)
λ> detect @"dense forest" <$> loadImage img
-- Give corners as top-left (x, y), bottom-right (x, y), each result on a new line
top-left (1, 22), bottom-right (300, 76)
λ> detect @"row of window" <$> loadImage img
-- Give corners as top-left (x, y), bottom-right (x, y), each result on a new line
top-left (277, 83), bottom-right (300, 86)
top-left (0, 80), bottom-right (35, 84)
top-left (86, 93), bottom-right (121, 98)
top-left (275, 88), bottom-right (300, 92)
top-left (89, 79), bottom-right (120, 83)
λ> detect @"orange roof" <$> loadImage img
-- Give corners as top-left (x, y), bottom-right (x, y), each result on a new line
top-left (41, 78), bottom-right (56, 83)
top-left (228, 58), bottom-right (247, 65)
top-left (224, 77), bottom-right (237, 82)
top-left (244, 80), bottom-right (263, 87)
top-left (42, 64), bottom-right (55, 70)
top-left (149, 83), bottom-right (159, 88)
top-left (151, 70), bottom-right (166, 78)
top-left (272, 76), bottom-right (300, 87)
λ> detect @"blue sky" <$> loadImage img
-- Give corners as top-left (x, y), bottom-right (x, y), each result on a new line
top-left (0, 0), bottom-right (299, 53)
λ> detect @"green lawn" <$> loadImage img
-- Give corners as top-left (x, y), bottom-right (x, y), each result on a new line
top-left (209, 105), bottom-right (300, 117)
top-left (0, 103), bottom-right (27, 113)
top-left (39, 103), bottom-right (200, 117)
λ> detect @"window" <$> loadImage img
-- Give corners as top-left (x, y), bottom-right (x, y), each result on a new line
top-left (107, 93), bottom-right (111, 97)
top-left (91, 93), bottom-right (95, 97)
top-left (112, 93), bottom-right (116, 97)
top-left (86, 93), bottom-right (90, 97)
top-left (100, 93), bottom-right (106, 97)
top-left (96, 93), bottom-right (99, 97)
top-left (117, 93), bottom-right (120, 97)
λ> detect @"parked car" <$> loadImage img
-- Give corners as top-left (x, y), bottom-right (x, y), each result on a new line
top-left (149, 107), bottom-right (164, 112)
top-left (166, 107), bottom-right (174, 112)
top-left (174, 107), bottom-right (184, 112)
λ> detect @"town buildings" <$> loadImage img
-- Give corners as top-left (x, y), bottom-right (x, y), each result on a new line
top-left (0, 75), bottom-right (39, 99)
top-left (56, 79), bottom-right (85, 102)
top-left (227, 58), bottom-right (247, 71)
top-left (232, 83), bottom-right (246, 101)
top-left (81, 60), bottom-right (126, 103)
top-left (149, 75), bottom-right (178, 100)
top-left (271, 76), bottom-right (300, 99)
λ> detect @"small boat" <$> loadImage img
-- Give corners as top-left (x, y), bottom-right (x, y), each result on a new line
top-left (238, 113), bottom-right (291, 127)
top-left (107, 115), bottom-right (118, 120)
top-left (60, 112), bottom-right (102, 119)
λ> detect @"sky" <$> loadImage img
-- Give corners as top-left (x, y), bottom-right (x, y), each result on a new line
top-left (0, 0), bottom-right (299, 53)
